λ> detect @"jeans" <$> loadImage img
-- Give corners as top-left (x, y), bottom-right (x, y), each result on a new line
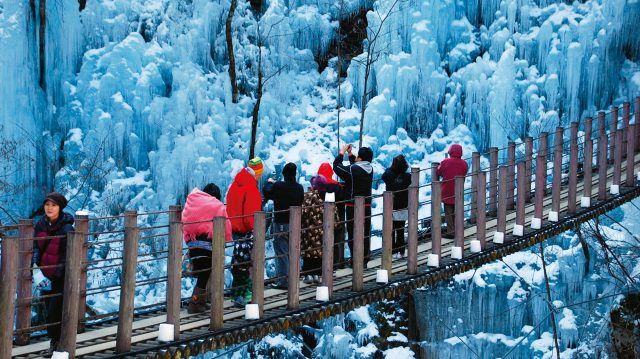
top-left (272, 223), bottom-right (290, 287)
top-left (44, 277), bottom-right (65, 344)
top-left (188, 248), bottom-right (212, 290)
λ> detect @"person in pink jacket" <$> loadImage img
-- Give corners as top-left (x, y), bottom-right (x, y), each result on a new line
top-left (182, 183), bottom-right (232, 313)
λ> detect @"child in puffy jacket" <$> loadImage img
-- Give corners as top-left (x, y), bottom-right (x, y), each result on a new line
top-left (32, 192), bottom-right (75, 354)
top-left (182, 183), bottom-right (232, 313)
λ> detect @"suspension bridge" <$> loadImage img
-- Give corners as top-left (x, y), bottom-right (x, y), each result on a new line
top-left (2, 97), bottom-right (640, 358)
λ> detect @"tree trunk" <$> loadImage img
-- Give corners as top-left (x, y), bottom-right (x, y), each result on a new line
top-left (226, 0), bottom-right (239, 103)
top-left (249, 45), bottom-right (263, 161)
top-left (39, 0), bottom-right (46, 90)
top-left (78, 0), bottom-right (86, 11)
top-left (358, 50), bottom-right (372, 148)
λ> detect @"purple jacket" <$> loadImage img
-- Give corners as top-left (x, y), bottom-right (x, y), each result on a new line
top-left (33, 213), bottom-right (75, 279)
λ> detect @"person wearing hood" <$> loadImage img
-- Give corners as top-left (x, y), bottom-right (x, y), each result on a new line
top-left (333, 144), bottom-right (374, 266)
top-left (182, 183), bottom-right (232, 313)
top-left (382, 155), bottom-right (412, 259)
top-left (436, 144), bottom-right (469, 238)
top-left (32, 192), bottom-right (75, 354)
top-left (316, 162), bottom-right (346, 269)
top-left (262, 162), bottom-right (304, 289)
top-left (226, 158), bottom-right (264, 306)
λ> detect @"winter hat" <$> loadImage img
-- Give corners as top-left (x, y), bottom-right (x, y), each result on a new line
top-left (43, 192), bottom-right (68, 210)
top-left (202, 183), bottom-right (222, 200)
top-left (448, 144), bottom-right (463, 158)
top-left (248, 157), bottom-right (264, 178)
top-left (358, 147), bottom-right (374, 162)
top-left (317, 163), bottom-right (338, 184)
top-left (311, 175), bottom-right (328, 192)
top-left (282, 162), bottom-right (297, 179)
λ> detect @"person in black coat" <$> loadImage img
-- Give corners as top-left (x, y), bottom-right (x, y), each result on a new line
top-left (382, 155), bottom-right (412, 258)
top-left (263, 162), bottom-right (304, 288)
top-left (333, 144), bottom-right (374, 266)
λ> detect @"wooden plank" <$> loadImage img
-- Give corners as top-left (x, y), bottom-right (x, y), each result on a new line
top-left (288, 206), bottom-right (302, 308)
top-left (75, 214), bottom-right (89, 334)
top-left (431, 181), bottom-right (442, 257)
top-left (15, 219), bottom-right (34, 345)
top-left (167, 205), bottom-right (182, 339)
top-left (476, 172), bottom-right (487, 248)
top-left (568, 122), bottom-right (578, 214)
top-left (210, 216), bottom-right (226, 330)
top-left (352, 198), bottom-right (365, 291)
top-left (252, 211), bottom-right (266, 317)
top-left (60, 231), bottom-right (84, 358)
top-left (454, 175), bottom-right (465, 250)
top-left (489, 147), bottom-right (498, 215)
top-left (551, 126), bottom-right (563, 213)
top-left (0, 235), bottom-right (18, 359)
top-left (407, 168), bottom-right (419, 274)
top-left (525, 137), bottom-right (533, 202)
top-left (322, 202), bottom-right (335, 295)
top-left (497, 166), bottom-right (508, 234)
top-left (507, 142), bottom-right (516, 210)
top-left (116, 210), bottom-right (139, 353)
top-left (382, 191), bottom-right (393, 273)
top-left (627, 124), bottom-right (636, 186)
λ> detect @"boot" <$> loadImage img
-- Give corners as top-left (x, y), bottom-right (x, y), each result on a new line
top-left (188, 287), bottom-right (207, 314)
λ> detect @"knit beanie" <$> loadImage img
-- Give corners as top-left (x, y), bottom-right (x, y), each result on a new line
top-left (248, 157), bottom-right (264, 178)
top-left (43, 192), bottom-right (68, 210)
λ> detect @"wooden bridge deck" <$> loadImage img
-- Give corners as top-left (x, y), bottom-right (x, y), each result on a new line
top-left (10, 149), bottom-right (640, 358)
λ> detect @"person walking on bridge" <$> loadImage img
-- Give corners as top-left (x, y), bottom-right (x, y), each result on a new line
top-left (32, 192), bottom-right (75, 355)
top-left (182, 183), bottom-right (232, 313)
top-left (227, 158), bottom-right (264, 306)
top-left (382, 155), bottom-right (412, 259)
top-left (262, 162), bottom-right (304, 289)
top-left (333, 144), bottom-right (374, 267)
top-left (436, 144), bottom-right (468, 238)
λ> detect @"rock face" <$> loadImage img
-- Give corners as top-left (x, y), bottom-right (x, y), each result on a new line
top-left (610, 292), bottom-right (640, 359)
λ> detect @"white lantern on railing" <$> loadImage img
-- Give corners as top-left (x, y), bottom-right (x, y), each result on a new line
top-left (470, 240), bottom-right (481, 253)
top-left (450, 246), bottom-right (462, 259)
top-left (376, 270), bottom-right (389, 284)
top-left (548, 211), bottom-right (559, 222)
top-left (493, 232), bottom-right (504, 244)
top-left (324, 192), bottom-right (335, 203)
top-left (245, 304), bottom-right (260, 320)
top-left (316, 286), bottom-right (329, 301)
top-left (158, 323), bottom-right (174, 342)
top-left (51, 352), bottom-right (69, 359)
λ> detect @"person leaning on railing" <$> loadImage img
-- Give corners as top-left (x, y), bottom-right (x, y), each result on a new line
top-left (226, 158), bottom-right (264, 307)
top-left (333, 144), bottom-right (374, 268)
top-left (436, 144), bottom-right (468, 239)
top-left (382, 155), bottom-right (412, 259)
top-left (181, 183), bottom-right (232, 314)
top-left (32, 192), bottom-right (75, 356)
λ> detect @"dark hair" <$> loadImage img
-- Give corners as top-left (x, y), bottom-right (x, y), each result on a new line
top-left (390, 155), bottom-right (409, 174)
top-left (358, 147), bottom-right (374, 162)
top-left (282, 162), bottom-right (297, 179)
top-left (202, 183), bottom-right (221, 200)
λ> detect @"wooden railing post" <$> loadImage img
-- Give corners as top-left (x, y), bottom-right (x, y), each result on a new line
top-left (0, 235), bottom-right (18, 358)
top-left (431, 181), bottom-right (442, 258)
top-left (583, 117), bottom-right (594, 205)
top-left (610, 106), bottom-right (619, 162)
top-left (488, 147), bottom-right (498, 215)
top-left (476, 172), bottom-right (487, 248)
top-left (623, 102), bottom-right (630, 153)
top-left (469, 152), bottom-right (480, 223)
top-left (59, 232), bottom-right (83, 358)
top-left (16, 219), bottom-right (34, 345)
top-left (516, 162), bottom-right (526, 229)
top-left (381, 191), bottom-right (393, 273)
top-left (613, 129), bottom-right (623, 190)
top-left (454, 176), bottom-right (465, 250)
top-left (407, 168), bottom-right (419, 274)
top-left (322, 201), bottom-right (336, 294)
top-left (497, 166), bottom-right (507, 236)
top-left (568, 122), bottom-right (578, 214)
top-left (352, 198), bottom-right (365, 291)
top-left (525, 137), bottom-right (533, 202)
top-left (635, 97), bottom-right (640, 151)
top-left (167, 206), bottom-right (182, 339)
top-left (507, 142), bottom-right (516, 210)
top-left (288, 206), bottom-right (302, 308)
top-left (540, 132), bottom-right (549, 195)
top-left (551, 126), bottom-right (564, 217)
top-left (210, 217), bottom-right (226, 330)
top-left (431, 162), bottom-right (439, 183)
top-left (627, 124), bottom-right (636, 187)
top-left (116, 210), bottom-right (139, 353)
top-left (597, 111), bottom-right (606, 168)
top-left (598, 130), bottom-right (609, 201)
top-left (252, 212), bottom-right (266, 317)
top-left (75, 214), bottom-right (89, 334)
top-left (534, 154), bottom-right (545, 225)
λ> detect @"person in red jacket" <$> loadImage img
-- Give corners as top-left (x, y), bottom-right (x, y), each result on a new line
top-left (436, 144), bottom-right (469, 238)
top-left (226, 159), bottom-right (264, 306)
